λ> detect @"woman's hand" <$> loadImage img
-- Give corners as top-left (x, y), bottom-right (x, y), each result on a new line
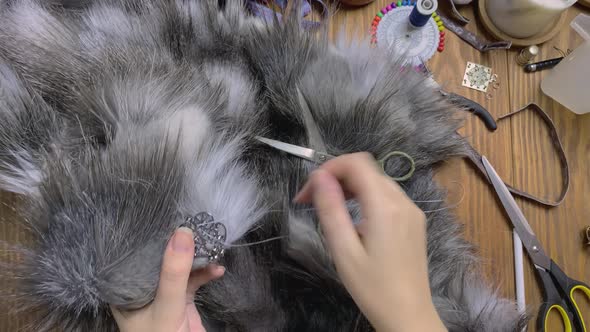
top-left (295, 153), bottom-right (447, 332)
top-left (111, 228), bottom-right (225, 332)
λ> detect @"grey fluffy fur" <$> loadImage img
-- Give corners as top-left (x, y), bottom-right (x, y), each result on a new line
top-left (0, 0), bottom-right (527, 331)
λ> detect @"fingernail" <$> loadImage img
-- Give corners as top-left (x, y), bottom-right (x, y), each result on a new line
top-left (172, 227), bottom-right (194, 253)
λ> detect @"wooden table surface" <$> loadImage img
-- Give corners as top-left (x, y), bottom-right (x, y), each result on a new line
top-left (328, 1), bottom-right (590, 331)
top-left (1, 2), bottom-right (589, 331)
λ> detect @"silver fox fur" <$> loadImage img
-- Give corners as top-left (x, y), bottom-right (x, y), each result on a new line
top-left (0, 0), bottom-right (527, 331)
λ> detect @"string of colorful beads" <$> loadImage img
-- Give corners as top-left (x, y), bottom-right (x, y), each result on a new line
top-left (432, 11), bottom-right (445, 52)
top-left (370, 1), bottom-right (445, 53)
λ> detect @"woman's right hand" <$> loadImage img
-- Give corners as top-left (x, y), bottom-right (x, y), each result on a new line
top-left (294, 153), bottom-right (447, 332)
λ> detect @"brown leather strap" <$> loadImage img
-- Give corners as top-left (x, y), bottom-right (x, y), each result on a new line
top-left (466, 103), bottom-right (570, 207)
top-left (439, 14), bottom-right (512, 52)
top-left (446, 0), bottom-right (471, 25)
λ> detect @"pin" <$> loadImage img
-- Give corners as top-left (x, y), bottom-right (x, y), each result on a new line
top-left (371, 0), bottom-right (444, 64)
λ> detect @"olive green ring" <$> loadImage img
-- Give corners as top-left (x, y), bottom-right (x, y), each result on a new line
top-left (378, 151), bottom-right (415, 182)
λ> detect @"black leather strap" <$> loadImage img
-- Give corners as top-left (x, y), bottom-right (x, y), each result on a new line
top-left (466, 103), bottom-right (570, 207)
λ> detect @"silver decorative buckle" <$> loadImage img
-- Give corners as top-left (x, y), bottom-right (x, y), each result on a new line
top-left (183, 212), bottom-right (226, 264)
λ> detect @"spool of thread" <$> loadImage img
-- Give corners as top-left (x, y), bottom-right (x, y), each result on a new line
top-left (409, 0), bottom-right (438, 28)
top-left (516, 45), bottom-right (539, 66)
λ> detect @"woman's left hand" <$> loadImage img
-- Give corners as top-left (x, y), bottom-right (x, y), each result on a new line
top-left (111, 227), bottom-right (225, 332)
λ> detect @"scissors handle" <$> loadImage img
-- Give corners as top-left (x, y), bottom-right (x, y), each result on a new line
top-left (536, 266), bottom-right (574, 332)
top-left (536, 261), bottom-right (590, 332)
top-left (378, 151), bottom-right (416, 182)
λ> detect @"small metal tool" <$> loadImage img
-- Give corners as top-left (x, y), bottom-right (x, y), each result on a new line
top-left (525, 57), bottom-right (564, 73)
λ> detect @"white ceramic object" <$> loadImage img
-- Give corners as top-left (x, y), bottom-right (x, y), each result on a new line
top-left (541, 14), bottom-right (590, 114)
top-left (376, 6), bottom-right (440, 66)
top-left (486, 0), bottom-right (577, 38)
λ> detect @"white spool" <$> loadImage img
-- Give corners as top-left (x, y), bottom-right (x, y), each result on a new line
top-left (486, 0), bottom-right (577, 38)
top-left (417, 0), bottom-right (438, 15)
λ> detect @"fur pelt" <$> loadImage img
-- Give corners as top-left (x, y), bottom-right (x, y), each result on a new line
top-left (0, 0), bottom-right (527, 331)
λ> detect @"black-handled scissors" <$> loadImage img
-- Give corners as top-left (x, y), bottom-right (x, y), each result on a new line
top-left (482, 156), bottom-right (590, 332)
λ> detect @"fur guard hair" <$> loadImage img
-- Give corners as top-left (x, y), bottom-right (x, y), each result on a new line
top-left (0, 0), bottom-right (527, 331)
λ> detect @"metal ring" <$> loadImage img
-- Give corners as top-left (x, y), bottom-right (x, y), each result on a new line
top-left (379, 151), bottom-right (415, 182)
top-left (585, 226), bottom-right (590, 246)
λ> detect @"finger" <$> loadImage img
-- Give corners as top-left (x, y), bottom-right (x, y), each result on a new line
top-left (296, 153), bottom-right (407, 229)
top-left (309, 169), bottom-right (364, 264)
top-left (295, 153), bottom-right (386, 206)
top-left (186, 265), bottom-right (225, 301)
top-left (185, 266), bottom-right (224, 332)
top-left (109, 305), bottom-right (126, 327)
top-left (186, 303), bottom-right (206, 332)
top-left (355, 218), bottom-right (369, 238)
top-left (152, 227), bottom-right (195, 323)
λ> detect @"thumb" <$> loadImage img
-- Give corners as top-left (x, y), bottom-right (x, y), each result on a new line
top-left (186, 264), bottom-right (225, 299)
top-left (308, 170), bottom-right (364, 263)
top-left (152, 227), bottom-right (195, 323)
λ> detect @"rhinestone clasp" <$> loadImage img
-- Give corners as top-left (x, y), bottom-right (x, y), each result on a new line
top-left (182, 212), bottom-right (226, 264)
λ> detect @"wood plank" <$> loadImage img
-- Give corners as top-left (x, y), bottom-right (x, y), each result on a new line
top-left (0, 192), bottom-right (35, 331)
top-left (506, 5), bottom-right (590, 331)
top-left (427, 3), bottom-right (518, 303)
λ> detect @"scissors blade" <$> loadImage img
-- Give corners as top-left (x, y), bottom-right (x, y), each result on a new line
top-left (255, 136), bottom-right (317, 162)
top-left (482, 156), bottom-right (551, 270)
top-left (296, 86), bottom-right (328, 153)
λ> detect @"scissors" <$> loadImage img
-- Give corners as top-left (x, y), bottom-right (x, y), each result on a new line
top-left (255, 86), bottom-right (415, 181)
top-left (482, 156), bottom-right (590, 332)
top-left (255, 136), bottom-right (415, 181)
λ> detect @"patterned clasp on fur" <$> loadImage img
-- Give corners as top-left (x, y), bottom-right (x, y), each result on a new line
top-left (183, 212), bottom-right (226, 264)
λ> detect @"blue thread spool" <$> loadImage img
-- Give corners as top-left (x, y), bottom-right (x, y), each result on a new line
top-left (409, 0), bottom-right (438, 28)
